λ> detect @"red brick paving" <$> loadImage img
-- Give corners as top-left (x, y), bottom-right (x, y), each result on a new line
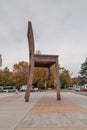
top-left (29, 96), bottom-right (87, 114)
top-left (15, 94), bottom-right (87, 130)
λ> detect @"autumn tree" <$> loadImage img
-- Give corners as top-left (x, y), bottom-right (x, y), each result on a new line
top-left (0, 60), bottom-right (73, 89)
top-left (33, 65), bottom-right (73, 89)
top-left (0, 70), bottom-right (3, 85)
top-left (13, 61), bottom-right (29, 89)
top-left (1, 67), bottom-right (10, 86)
top-left (47, 66), bottom-right (55, 88)
top-left (59, 67), bottom-right (72, 88)
top-left (33, 68), bottom-right (48, 89)
top-left (72, 76), bottom-right (81, 86)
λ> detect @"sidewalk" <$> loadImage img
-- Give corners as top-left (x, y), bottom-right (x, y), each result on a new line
top-left (0, 92), bottom-right (16, 98)
top-left (0, 92), bottom-right (43, 130)
top-left (15, 92), bottom-right (87, 130)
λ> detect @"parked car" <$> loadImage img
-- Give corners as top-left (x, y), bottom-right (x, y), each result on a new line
top-left (75, 86), bottom-right (80, 91)
top-left (31, 88), bottom-right (39, 92)
top-left (67, 87), bottom-right (72, 90)
top-left (80, 86), bottom-right (85, 91)
top-left (85, 87), bottom-right (87, 91)
top-left (72, 86), bottom-right (76, 90)
top-left (0, 86), bottom-right (3, 92)
top-left (20, 85), bottom-right (39, 92)
top-left (3, 86), bottom-right (16, 92)
top-left (84, 84), bottom-right (87, 91)
top-left (20, 85), bottom-right (27, 92)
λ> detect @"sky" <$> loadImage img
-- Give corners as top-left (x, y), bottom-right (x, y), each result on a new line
top-left (0, 0), bottom-right (87, 77)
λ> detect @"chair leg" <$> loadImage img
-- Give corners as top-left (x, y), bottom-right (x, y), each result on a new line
top-left (25, 84), bottom-right (31, 102)
top-left (55, 59), bottom-right (61, 100)
top-left (25, 62), bottom-right (34, 102)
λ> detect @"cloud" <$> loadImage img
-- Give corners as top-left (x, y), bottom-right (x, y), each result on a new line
top-left (0, 0), bottom-right (87, 77)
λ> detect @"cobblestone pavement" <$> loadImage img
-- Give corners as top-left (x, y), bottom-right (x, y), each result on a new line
top-left (15, 92), bottom-right (87, 130)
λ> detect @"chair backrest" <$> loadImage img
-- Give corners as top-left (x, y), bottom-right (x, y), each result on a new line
top-left (27, 21), bottom-right (35, 60)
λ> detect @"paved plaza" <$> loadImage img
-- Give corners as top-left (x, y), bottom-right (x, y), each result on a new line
top-left (0, 91), bottom-right (87, 130)
top-left (0, 92), bottom-right (43, 130)
top-left (15, 92), bottom-right (87, 130)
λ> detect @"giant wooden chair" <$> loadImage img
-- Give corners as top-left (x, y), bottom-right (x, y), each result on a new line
top-left (25, 21), bottom-right (61, 102)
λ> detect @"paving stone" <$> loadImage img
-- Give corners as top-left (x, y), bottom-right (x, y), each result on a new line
top-left (15, 93), bottom-right (87, 130)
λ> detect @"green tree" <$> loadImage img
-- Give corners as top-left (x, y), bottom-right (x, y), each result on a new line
top-left (79, 58), bottom-right (87, 84)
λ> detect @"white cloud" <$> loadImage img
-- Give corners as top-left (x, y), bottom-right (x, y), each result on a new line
top-left (0, 0), bottom-right (87, 77)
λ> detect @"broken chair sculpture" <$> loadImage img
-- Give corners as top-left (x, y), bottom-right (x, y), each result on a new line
top-left (25, 21), bottom-right (61, 102)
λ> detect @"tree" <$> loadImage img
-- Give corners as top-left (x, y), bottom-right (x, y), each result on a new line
top-left (0, 54), bottom-right (2, 67)
top-left (79, 58), bottom-right (87, 84)
top-left (59, 67), bottom-right (72, 88)
top-left (72, 76), bottom-right (81, 86)
top-left (2, 67), bottom-right (10, 86)
top-left (0, 70), bottom-right (3, 85)
top-left (33, 68), bottom-right (48, 89)
top-left (13, 61), bottom-right (29, 89)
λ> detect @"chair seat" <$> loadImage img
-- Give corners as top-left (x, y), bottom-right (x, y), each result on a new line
top-left (34, 54), bottom-right (58, 68)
